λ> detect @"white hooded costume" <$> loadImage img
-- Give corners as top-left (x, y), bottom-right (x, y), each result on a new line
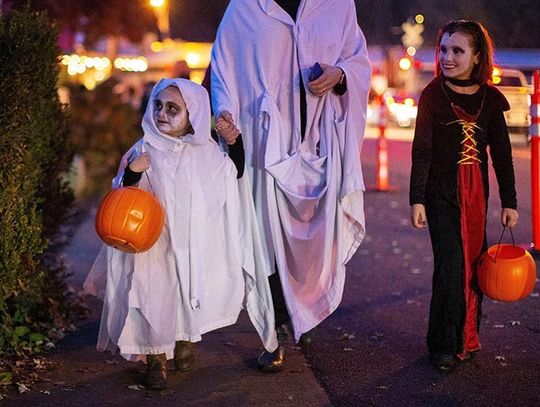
top-left (84, 79), bottom-right (277, 361)
top-left (211, 0), bottom-right (371, 340)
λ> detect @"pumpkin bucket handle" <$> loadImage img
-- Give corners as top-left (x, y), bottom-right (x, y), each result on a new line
top-left (494, 226), bottom-right (516, 261)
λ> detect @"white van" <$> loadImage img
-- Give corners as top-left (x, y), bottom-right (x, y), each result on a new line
top-left (493, 68), bottom-right (531, 133)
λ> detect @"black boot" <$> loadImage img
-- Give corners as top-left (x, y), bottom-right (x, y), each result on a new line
top-left (257, 324), bottom-right (288, 372)
top-left (145, 353), bottom-right (167, 390)
top-left (174, 340), bottom-right (195, 371)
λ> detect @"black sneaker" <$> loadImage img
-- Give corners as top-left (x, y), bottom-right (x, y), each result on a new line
top-left (430, 353), bottom-right (456, 371)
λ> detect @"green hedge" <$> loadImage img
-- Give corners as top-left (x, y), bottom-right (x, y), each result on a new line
top-left (0, 9), bottom-right (73, 357)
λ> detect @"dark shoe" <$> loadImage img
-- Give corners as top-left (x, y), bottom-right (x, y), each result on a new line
top-left (145, 354), bottom-right (167, 390)
top-left (257, 345), bottom-right (286, 372)
top-left (174, 340), bottom-right (195, 371)
top-left (461, 351), bottom-right (477, 363)
top-left (257, 325), bottom-right (288, 372)
top-left (299, 329), bottom-right (315, 347)
top-left (430, 353), bottom-right (456, 371)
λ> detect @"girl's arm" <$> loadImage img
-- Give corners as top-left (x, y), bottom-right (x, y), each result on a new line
top-left (409, 92), bottom-right (434, 209)
top-left (488, 109), bottom-right (517, 210)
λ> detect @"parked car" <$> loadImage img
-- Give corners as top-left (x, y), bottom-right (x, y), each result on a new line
top-left (493, 68), bottom-right (531, 134)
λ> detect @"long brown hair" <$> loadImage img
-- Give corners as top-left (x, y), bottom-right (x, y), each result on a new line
top-left (435, 20), bottom-right (494, 84)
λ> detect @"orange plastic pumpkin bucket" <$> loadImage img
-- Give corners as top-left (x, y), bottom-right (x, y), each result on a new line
top-left (477, 244), bottom-right (536, 302)
top-left (95, 187), bottom-right (164, 253)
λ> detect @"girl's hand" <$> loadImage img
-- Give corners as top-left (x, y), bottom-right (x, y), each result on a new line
top-left (307, 64), bottom-right (343, 97)
top-left (128, 152), bottom-right (150, 173)
top-left (411, 203), bottom-right (427, 229)
top-left (216, 110), bottom-right (240, 145)
top-left (501, 208), bottom-right (518, 228)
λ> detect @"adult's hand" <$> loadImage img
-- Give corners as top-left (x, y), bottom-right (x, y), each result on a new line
top-left (216, 110), bottom-right (240, 145)
top-left (307, 64), bottom-right (343, 97)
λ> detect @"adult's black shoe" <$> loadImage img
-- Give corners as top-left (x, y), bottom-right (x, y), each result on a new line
top-left (257, 324), bottom-right (288, 372)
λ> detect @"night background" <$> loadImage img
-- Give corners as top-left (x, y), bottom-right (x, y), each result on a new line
top-left (9, 0), bottom-right (540, 48)
top-left (169, 0), bottom-right (540, 47)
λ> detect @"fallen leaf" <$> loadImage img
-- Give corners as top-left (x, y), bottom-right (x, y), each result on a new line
top-left (127, 384), bottom-right (145, 391)
top-left (344, 347), bottom-right (354, 352)
top-left (340, 332), bottom-right (355, 340)
top-left (495, 355), bottom-right (506, 361)
top-left (0, 372), bottom-right (12, 386)
top-left (17, 383), bottom-right (30, 394)
top-left (44, 342), bottom-right (55, 350)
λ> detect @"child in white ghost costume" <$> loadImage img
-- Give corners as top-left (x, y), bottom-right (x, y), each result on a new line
top-left (84, 78), bottom-right (277, 389)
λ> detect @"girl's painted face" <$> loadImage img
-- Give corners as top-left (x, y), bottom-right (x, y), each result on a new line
top-left (439, 32), bottom-right (480, 80)
top-left (153, 86), bottom-right (191, 137)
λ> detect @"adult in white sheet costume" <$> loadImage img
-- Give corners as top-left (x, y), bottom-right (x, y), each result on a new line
top-left (211, 0), bottom-right (371, 371)
top-left (84, 79), bottom-right (277, 388)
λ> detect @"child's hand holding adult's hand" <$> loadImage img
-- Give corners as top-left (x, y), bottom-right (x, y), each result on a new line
top-left (411, 203), bottom-right (427, 229)
top-left (128, 152), bottom-right (150, 173)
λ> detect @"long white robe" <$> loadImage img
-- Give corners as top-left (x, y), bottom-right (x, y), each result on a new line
top-left (85, 79), bottom-right (277, 361)
top-left (211, 0), bottom-right (371, 340)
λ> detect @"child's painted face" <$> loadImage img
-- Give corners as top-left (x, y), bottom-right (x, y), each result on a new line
top-left (439, 32), bottom-right (480, 80)
top-left (153, 86), bottom-right (191, 137)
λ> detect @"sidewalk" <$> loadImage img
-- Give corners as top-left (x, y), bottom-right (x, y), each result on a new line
top-left (10, 199), bottom-right (331, 407)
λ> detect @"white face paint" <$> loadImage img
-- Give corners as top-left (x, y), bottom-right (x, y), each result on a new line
top-left (439, 32), bottom-right (480, 80)
top-left (153, 86), bottom-right (191, 137)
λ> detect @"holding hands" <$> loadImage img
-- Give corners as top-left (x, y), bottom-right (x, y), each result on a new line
top-left (307, 64), bottom-right (344, 97)
top-left (216, 111), bottom-right (240, 145)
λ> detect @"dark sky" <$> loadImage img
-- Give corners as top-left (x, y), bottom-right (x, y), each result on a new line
top-left (169, 0), bottom-right (540, 48)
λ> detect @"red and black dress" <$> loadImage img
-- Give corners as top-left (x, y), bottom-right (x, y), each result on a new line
top-left (409, 76), bottom-right (517, 360)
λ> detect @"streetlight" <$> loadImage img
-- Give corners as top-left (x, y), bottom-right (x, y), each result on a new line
top-left (150, 0), bottom-right (170, 40)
